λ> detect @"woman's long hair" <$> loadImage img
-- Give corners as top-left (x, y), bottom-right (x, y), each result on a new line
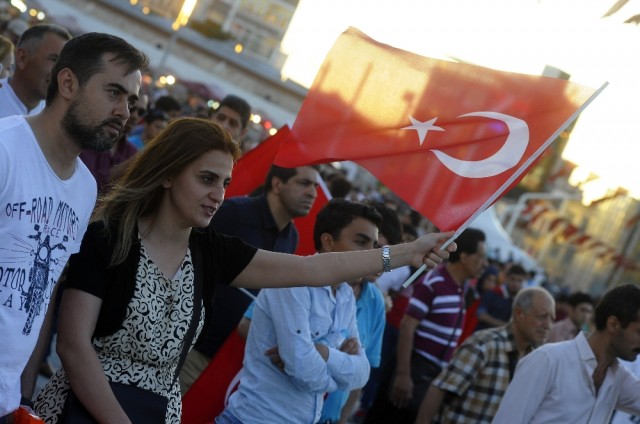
top-left (94, 117), bottom-right (242, 266)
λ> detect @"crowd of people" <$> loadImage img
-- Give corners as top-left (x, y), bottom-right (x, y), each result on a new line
top-left (1, 15), bottom-right (639, 424)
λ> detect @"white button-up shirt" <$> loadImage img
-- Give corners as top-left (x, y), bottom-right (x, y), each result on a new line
top-left (493, 332), bottom-right (640, 423)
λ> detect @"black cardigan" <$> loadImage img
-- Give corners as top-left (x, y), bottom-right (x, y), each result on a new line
top-left (63, 221), bottom-right (257, 338)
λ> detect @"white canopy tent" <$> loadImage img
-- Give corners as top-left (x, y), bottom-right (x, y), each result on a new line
top-left (472, 206), bottom-right (541, 275)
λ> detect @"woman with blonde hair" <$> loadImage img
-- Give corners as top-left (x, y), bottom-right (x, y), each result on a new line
top-left (34, 117), bottom-right (455, 423)
top-left (0, 34), bottom-right (14, 79)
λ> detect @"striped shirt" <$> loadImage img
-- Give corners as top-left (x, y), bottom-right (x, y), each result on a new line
top-left (405, 264), bottom-right (465, 367)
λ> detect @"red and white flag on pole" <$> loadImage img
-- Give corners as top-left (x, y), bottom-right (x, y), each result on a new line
top-left (274, 27), bottom-right (604, 232)
top-left (224, 126), bottom-right (291, 198)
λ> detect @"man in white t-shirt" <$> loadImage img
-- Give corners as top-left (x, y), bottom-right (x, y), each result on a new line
top-left (0, 32), bottom-right (148, 421)
top-left (0, 23), bottom-right (71, 119)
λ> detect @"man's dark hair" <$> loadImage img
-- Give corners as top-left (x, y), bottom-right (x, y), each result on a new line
top-left (264, 165), bottom-right (319, 192)
top-left (447, 228), bottom-right (486, 263)
top-left (594, 284), bottom-right (640, 331)
top-left (17, 23), bottom-right (71, 51)
top-left (402, 223), bottom-right (418, 240)
top-left (328, 176), bottom-right (352, 199)
top-left (46, 32), bottom-right (148, 105)
top-left (313, 199), bottom-right (382, 251)
top-left (506, 264), bottom-right (527, 277)
top-left (366, 201), bottom-right (403, 245)
top-left (567, 291), bottom-right (594, 308)
top-left (155, 95), bottom-right (182, 114)
top-left (218, 94), bottom-right (251, 129)
top-left (144, 108), bottom-right (169, 124)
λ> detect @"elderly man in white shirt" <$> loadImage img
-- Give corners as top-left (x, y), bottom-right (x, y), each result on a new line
top-left (0, 23), bottom-right (70, 118)
top-left (493, 284), bottom-right (640, 424)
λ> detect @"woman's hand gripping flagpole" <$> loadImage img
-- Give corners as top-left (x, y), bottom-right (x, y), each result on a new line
top-left (402, 229), bottom-right (462, 289)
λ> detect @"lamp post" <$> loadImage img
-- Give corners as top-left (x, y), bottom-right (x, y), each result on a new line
top-left (156, 0), bottom-right (198, 79)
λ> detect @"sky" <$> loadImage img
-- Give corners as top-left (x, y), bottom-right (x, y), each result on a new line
top-left (279, 0), bottom-right (640, 199)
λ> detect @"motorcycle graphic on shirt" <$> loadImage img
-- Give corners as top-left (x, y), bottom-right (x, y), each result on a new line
top-left (22, 224), bottom-right (67, 335)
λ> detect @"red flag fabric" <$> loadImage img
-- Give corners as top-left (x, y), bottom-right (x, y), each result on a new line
top-left (225, 126), bottom-right (290, 198)
top-left (181, 331), bottom-right (245, 424)
top-left (274, 27), bottom-right (598, 231)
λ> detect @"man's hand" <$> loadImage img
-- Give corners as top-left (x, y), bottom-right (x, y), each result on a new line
top-left (390, 373), bottom-right (413, 409)
top-left (339, 337), bottom-right (360, 355)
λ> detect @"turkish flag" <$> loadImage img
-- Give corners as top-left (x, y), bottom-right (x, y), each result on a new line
top-left (181, 330), bottom-right (245, 424)
top-left (274, 27), bottom-right (599, 231)
top-left (225, 126), bottom-right (290, 198)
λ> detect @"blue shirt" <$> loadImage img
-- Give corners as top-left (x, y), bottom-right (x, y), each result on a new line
top-left (476, 285), bottom-right (512, 331)
top-left (194, 195), bottom-right (299, 358)
top-left (127, 133), bottom-right (144, 150)
top-left (319, 281), bottom-right (386, 422)
top-left (226, 284), bottom-right (371, 424)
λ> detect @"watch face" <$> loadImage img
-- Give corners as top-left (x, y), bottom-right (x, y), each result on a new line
top-left (382, 246), bottom-right (391, 272)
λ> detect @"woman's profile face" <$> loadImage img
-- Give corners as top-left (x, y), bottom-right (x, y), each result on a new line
top-left (161, 149), bottom-right (234, 229)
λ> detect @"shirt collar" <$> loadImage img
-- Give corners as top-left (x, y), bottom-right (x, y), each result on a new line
top-left (322, 282), bottom-right (352, 301)
top-left (501, 324), bottom-right (521, 353)
top-left (576, 331), bottom-right (620, 372)
top-left (257, 194), bottom-right (293, 234)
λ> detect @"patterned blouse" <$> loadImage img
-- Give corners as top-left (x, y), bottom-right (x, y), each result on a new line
top-left (34, 243), bottom-right (204, 423)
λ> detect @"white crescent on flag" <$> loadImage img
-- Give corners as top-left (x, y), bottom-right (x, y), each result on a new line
top-left (403, 111), bottom-right (530, 179)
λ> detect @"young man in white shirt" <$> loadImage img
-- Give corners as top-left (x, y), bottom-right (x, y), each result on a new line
top-left (217, 199), bottom-right (378, 424)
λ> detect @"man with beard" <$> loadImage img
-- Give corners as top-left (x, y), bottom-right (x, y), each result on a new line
top-left (493, 284), bottom-right (640, 423)
top-left (180, 164), bottom-right (320, 394)
top-left (0, 23), bottom-right (71, 118)
top-left (80, 93), bottom-right (149, 193)
top-left (0, 32), bottom-right (147, 422)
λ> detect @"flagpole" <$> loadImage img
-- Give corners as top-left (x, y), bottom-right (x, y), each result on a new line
top-left (402, 81), bottom-right (609, 289)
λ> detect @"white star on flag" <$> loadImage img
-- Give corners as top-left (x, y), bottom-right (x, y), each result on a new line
top-left (401, 116), bottom-right (444, 145)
